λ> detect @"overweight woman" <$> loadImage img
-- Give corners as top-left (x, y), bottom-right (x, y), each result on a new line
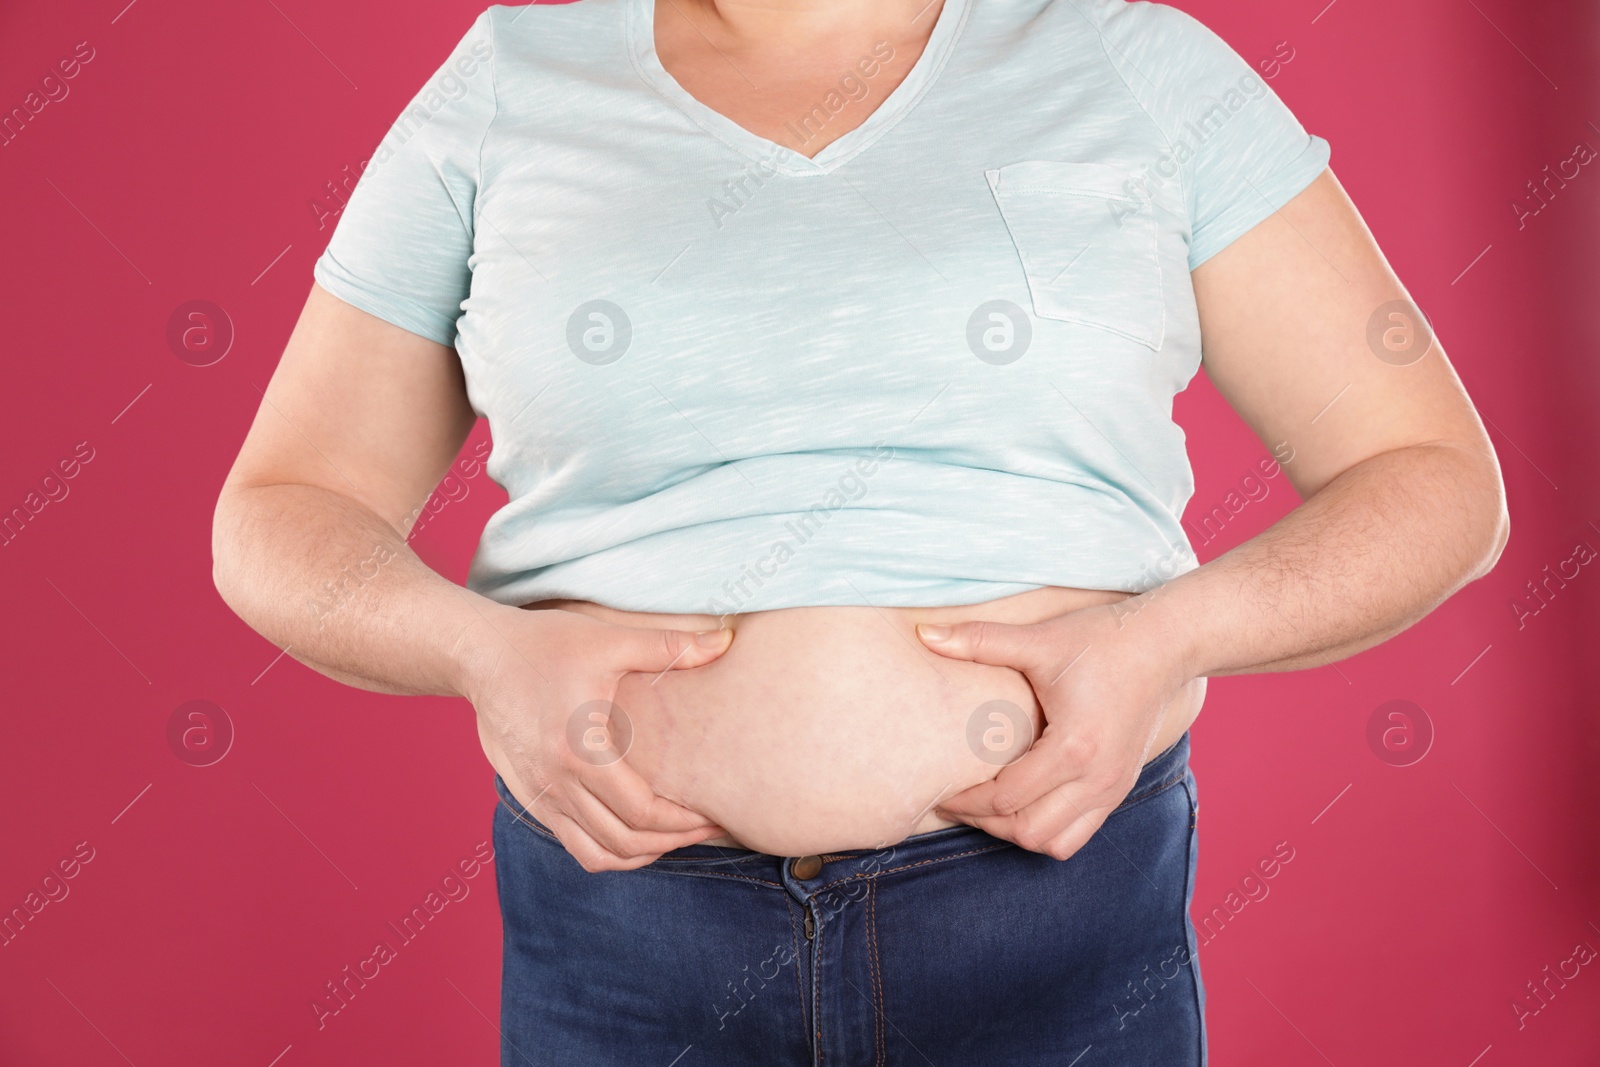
top-left (212, 0), bottom-right (1508, 1062)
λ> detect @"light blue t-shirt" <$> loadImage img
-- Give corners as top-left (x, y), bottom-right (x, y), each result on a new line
top-left (313, 0), bottom-right (1330, 615)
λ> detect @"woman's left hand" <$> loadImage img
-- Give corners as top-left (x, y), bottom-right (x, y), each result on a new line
top-left (915, 600), bottom-right (1200, 861)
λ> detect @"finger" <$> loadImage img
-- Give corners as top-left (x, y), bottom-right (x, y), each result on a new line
top-left (914, 618), bottom-right (1062, 673)
top-left (954, 783), bottom-right (1114, 860)
top-left (936, 777), bottom-right (1007, 818)
top-left (932, 778), bottom-right (991, 819)
top-left (1003, 779), bottom-right (1119, 859)
top-left (536, 807), bottom-right (669, 873)
top-left (941, 728), bottom-right (1098, 818)
top-left (577, 756), bottom-right (722, 833)
top-left (613, 624), bottom-right (733, 674)
top-left (937, 809), bottom-right (1066, 856)
top-left (1036, 813), bottom-right (1111, 864)
top-left (565, 785), bottom-right (726, 859)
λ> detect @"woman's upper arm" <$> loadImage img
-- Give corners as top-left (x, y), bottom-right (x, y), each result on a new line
top-left (219, 282), bottom-right (477, 534)
top-left (219, 10), bottom-right (497, 530)
top-left (1192, 168), bottom-right (1499, 501)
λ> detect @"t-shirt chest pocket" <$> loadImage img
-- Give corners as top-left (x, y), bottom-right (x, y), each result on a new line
top-left (985, 161), bottom-right (1166, 351)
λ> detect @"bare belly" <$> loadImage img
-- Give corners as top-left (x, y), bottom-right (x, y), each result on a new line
top-left (520, 587), bottom-right (1206, 857)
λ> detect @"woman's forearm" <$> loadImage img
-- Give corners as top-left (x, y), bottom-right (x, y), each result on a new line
top-left (211, 482), bottom-right (503, 697)
top-left (1138, 443), bottom-right (1509, 679)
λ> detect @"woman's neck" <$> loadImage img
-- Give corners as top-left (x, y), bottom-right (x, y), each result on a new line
top-left (662, 0), bottom-right (942, 54)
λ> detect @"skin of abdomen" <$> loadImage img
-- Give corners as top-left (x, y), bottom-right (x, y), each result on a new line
top-left (525, 586), bottom-right (1186, 857)
top-left (615, 604), bottom-right (1047, 856)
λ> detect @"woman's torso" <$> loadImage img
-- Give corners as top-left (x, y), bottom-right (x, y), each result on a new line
top-left (313, 0), bottom-right (1330, 628)
top-left (524, 590), bottom-right (1206, 856)
top-left (491, 2), bottom-right (1216, 856)
top-left (432, 0), bottom-right (1208, 613)
top-left (307, 0), bottom-right (1337, 855)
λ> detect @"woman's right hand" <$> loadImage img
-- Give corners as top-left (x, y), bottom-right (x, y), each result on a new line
top-left (458, 604), bottom-right (734, 872)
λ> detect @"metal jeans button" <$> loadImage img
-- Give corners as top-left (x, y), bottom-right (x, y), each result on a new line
top-left (791, 855), bottom-right (823, 879)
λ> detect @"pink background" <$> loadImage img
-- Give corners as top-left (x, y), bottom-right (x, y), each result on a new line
top-left (1, 0), bottom-right (1596, 1063)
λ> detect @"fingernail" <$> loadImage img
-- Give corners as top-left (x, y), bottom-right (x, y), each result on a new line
top-left (695, 628), bottom-right (730, 649)
top-left (918, 623), bottom-right (952, 643)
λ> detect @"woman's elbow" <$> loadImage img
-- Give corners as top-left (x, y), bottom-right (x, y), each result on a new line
top-left (210, 487), bottom-right (252, 616)
top-left (1470, 504), bottom-right (1511, 581)
top-left (1463, 454), bottom-right (1511, 582)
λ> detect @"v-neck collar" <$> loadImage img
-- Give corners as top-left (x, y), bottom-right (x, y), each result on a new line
top-left (626, 0), bottom-right (972, 176)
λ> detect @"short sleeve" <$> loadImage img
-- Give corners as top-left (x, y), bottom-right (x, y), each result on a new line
top-left (1098, 2), bottom-right (1331, 271)
top-left (312, 9), bottom-right (498, 346)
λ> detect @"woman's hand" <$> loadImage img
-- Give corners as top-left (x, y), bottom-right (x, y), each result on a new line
top-left (459, 605), bottom-right (735, 872)
top-left (915, 600), bottom-right (1199, 861)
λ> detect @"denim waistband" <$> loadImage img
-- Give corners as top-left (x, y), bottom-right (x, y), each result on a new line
top-left (658, 729), bottom-right (1190, 880)
top-left (495, 731), bottom-right (1192, 889)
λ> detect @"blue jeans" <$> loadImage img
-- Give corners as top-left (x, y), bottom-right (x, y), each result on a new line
top-left (492, 732), bottom-right (1204, 1066)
